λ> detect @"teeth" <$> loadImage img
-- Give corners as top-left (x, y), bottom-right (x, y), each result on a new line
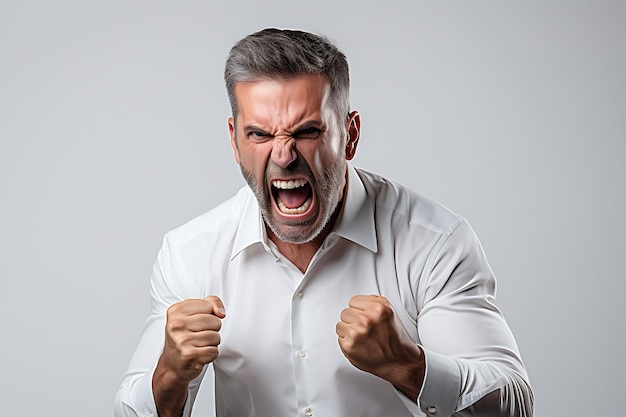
top-left (277, 197), bottom-right (312, 214)
top-left (271, 178), bottom-right (307, 189)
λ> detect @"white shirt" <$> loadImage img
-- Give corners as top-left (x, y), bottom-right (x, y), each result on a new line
top-left (115, 165), bottom-right (533, 417)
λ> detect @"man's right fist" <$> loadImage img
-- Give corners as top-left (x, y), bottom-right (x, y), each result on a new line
top-left (159, 295), bottom-right (226, 383)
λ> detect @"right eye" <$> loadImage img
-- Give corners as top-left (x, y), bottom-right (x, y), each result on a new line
top-left (248, 131), bottom-right (272, 142)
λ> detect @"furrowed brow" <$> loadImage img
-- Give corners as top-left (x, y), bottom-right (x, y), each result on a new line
top-left (294, 120), bottom-right (326, 132)
top-left (243, 124), bottom-right (272, 135)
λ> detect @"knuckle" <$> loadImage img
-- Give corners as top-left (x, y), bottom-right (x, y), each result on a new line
top-left (358, 315), bottom-right (374, 329)
top-left (167, 317), bottom-right (185, 332)
top-left (166, 303), bottom-right (179, 318)
top-left (372, 302), bottom-right (393, 320)
top-left (346, 326), bottom-right (364, 342)
top-left (212, 316), bottom-right (223, 331)
top-left (339, 336), bottom-right (354, 352)
top-left (205, 346), bottom-right (219, 363)
top-left (179, 348), bottom-right (196, 364)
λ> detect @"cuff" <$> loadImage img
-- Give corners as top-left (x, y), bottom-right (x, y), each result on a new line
top-left (130, 367), bottom-right (193, 417)
top-left (129, 371), bottom-right (158, 417)
top-left (417, 347), bottom-right (461, 417)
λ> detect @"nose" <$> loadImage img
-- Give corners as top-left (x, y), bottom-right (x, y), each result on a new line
top-left (270, 136), bottom-right (297, 168)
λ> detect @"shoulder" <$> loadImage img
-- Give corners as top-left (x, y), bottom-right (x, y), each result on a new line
top-left (354, 167), bottom-right (464, 237)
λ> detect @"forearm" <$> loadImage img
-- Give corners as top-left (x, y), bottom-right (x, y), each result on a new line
top-left (384, 344), bottom-right (426, 402)
top-left (454, 366), bottom-right (533, 417)
top-left (417, 348), bottom-right (533, 417)
top-left (454, 383), bottom-right (534, 417)
top-left (413, 221), bottom-right (534, 416)
top-left (152, 357), bottom-right (191, 417)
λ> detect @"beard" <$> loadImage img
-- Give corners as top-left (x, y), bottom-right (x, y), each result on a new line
top-left (240, 156), bottom-right (347, 244)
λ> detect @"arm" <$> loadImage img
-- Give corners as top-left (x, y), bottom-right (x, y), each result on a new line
top-left (114, 235), bottom-right (224, 417)
top-left (152, 296), bottom-right (225, 417)
top-left (337, 221), bottom-right (533, 417)
top-left (417, 220), bottom-right (533, 416)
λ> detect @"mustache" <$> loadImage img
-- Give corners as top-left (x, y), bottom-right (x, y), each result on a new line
top-left (264, 155), bottom-right (314, 183)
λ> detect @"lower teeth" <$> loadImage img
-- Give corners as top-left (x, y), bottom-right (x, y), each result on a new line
top-left (277, 198), bottom-right (312, 214)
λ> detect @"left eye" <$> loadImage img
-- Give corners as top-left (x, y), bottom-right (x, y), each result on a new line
top-left (295, 127), bottom-right (320, 139)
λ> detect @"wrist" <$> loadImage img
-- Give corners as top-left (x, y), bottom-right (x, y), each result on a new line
top-left (388, 344), bottom-right (425, 402)
top-left (152, 358), bottom-right (190, 417)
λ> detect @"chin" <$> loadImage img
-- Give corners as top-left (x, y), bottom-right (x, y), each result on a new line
top-left (265, 215), bottom-right (324, 244)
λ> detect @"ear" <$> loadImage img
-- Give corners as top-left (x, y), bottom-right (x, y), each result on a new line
top-left (344, 111), bottom-right (361, 161)
top-left (228, 117), bottom-right (240, 164)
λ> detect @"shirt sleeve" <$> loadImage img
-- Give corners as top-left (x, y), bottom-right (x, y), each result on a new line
top-left (114, 234), bottom-right (208, 417)
top-left (413, 220), bottom-right (534, 417)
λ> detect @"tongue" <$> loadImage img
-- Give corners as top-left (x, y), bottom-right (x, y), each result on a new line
top-left (277, 188), bottom-right (309, 209)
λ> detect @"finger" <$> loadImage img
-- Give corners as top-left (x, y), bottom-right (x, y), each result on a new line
top-left (348, 294), bottom-right (386, 310)
top-left (185, 313), bottom-right (223, 332)
top-left (188, 345), bottom-right (220, 366)
top-left (189, 329), bottom-right (221, 348)
top-left (204, 295), bottom-right (226, 318)
top-left (336, 321), bottom-right (349, 338)
top-left (168, 298), bottom-right (215, 317)
top-left (339, 307), bottom-right (361, 324)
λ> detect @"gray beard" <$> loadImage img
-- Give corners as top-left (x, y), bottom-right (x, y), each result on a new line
top-left (240, 158), bottom-right (346, 244)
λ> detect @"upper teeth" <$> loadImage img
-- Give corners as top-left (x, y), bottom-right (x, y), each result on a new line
top-left (272, 179), bottom-right (307, 189)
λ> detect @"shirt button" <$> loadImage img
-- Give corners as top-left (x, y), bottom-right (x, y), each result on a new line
top-left (298, 350), bottom-right (307, 358)
top-left (426, 406), bottom-right (437, 414)
top-left (296, 291), bottom-right (304, 299)
top-left (304, 406), bottom-right (313, 416)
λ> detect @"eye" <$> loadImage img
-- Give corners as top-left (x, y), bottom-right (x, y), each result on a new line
top-left (248, 131), bottom-right (272, 142)
top-left (294, 127), bottom-right (321, 139)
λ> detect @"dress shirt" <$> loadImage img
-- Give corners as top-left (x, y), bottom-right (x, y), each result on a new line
top-left (115, 165), bottom-right (533, 417)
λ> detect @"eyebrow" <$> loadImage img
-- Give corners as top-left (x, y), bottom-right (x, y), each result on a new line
top-left (294, 120), bottom-right (326, 132)
top-left (242, 120), bottom-right (327, 135)
top-left (242, 124), bottom-right (271, 135)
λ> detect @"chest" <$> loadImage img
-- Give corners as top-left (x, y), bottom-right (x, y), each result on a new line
top-left (204, 240), bottom-right (422, 415)
top-left (213, 239), bottom-right (420, 369)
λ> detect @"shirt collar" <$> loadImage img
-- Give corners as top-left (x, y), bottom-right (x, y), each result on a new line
top-left (230, 189), bottom-right (267, 260)
top-left (230, 163), bottom-right (377, 260)
top-left (331, 164), bottom-right (378, 253)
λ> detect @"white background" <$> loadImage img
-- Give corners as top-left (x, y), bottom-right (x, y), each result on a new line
top-left (1, 1), bottom-right (624, 416)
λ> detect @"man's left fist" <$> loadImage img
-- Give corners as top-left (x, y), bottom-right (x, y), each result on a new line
top-left (335, 295), bottom-right (425, 400)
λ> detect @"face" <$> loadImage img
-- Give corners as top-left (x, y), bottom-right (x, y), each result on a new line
top-left (228, 74), bottom-right (360, 244)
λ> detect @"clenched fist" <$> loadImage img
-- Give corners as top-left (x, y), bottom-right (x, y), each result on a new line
top-left (336, 295), bottom-right (425, 401)
top-left (160, 295), bottom-right (226, 382)
top-left (153, 296), bottom-right (225, 417)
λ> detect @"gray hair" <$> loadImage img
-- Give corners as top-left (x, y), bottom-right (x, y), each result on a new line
top-left (224, 28), bottom-right (350, 130)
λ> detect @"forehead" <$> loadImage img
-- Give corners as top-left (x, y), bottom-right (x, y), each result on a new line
top-left (234, 74), bottom-right (332, 127)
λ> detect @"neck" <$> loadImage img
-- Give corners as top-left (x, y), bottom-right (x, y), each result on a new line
top-left (267, 197), bottom-right (344, 273)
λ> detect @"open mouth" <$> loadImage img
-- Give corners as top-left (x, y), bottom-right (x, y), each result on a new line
top-left (271, 178), bottom-right (313, 215)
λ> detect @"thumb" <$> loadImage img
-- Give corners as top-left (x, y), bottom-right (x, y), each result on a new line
top-left (204, 295), bottom-right (226, 318)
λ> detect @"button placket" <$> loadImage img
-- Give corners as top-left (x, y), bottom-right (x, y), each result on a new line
top-left (292, 280), bottom-right (313, 417)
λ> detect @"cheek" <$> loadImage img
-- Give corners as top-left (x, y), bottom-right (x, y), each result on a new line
top-left (239, 144), bottom-right (271, 176)
top-left (312, 144), bottom-right (344, 174)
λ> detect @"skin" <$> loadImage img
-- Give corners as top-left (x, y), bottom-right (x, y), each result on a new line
top-left (336, 295), bottom-right (425, 402)
top-left (153, 296), bottom-right (225, 417)
top-left (152, 74), bottom-right (425, 416)
top-left (228, 74), bottom-right (358, 269)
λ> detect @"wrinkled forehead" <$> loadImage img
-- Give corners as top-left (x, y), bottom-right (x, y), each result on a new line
top-left (234, 74), bottom-right (333, 129)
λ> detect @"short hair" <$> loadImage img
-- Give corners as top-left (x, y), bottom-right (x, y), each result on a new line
top-left (224, 28), bottom-right (350, 130)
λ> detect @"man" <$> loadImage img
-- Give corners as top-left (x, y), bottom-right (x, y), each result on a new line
top-left (115, 28), bottom-right (533, 417)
